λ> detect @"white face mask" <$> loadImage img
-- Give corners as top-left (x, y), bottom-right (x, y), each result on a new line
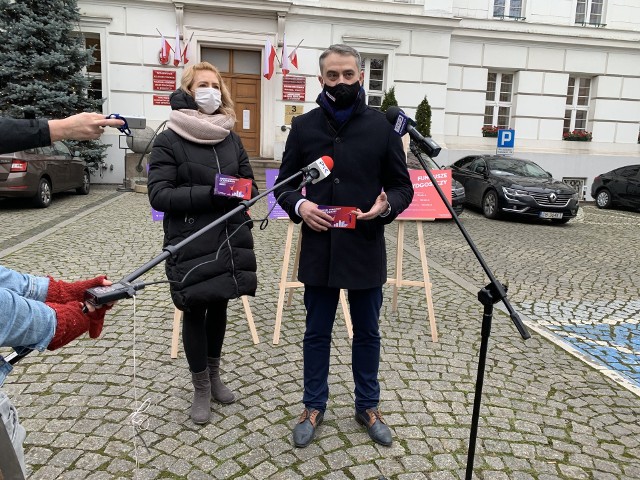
top-left (194, 87), bottom-right (222, 114)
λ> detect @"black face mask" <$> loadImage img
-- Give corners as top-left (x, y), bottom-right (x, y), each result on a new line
top-left (323, 81), bottom-right (361, 109)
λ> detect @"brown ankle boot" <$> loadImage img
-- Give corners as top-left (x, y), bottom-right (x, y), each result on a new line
top-left (207, 357), bottom-right (235, 404)
top-left (190, 368), bottom-right (211, 424)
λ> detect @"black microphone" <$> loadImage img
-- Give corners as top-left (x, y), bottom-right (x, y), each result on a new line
top-left (385, 106), bottom-right (441, 158)
top-left (299, 155), bottom-right (334, 187)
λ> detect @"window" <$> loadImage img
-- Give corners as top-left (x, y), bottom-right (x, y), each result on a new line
top-left (564, 77), bottom-right (591, 133)
top-left (469, 158), bottom-right (488, 174)
top-left (84, 34), bottom-right (103, 105)
top-left (454, 156), bottom-right (477, 170)
top-left (484, 72), bottom-right (513, 129)
top-left (617, 166), bottom-right (640, 178)
top-left (201, 48), bottom-right (261, 75)
top-left (493, 0), bottom-right (523, 19)
top-left (53, 142), bottom-right (71, 156)
top-left (575, 0), bottom-right (604, 25)
top-left (361, 57), bottom-right (385, 110)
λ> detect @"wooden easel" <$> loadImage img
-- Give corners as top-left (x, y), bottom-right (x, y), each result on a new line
top-left (273, 221), bottom-right (353, 344)
top-left (170, 296), bottom-right (259, 358)
top-left (387, 219), bottom-right (438, 342)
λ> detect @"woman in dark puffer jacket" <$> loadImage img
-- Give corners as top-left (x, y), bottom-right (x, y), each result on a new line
top-left (148, 61), bottom-right (258, 424)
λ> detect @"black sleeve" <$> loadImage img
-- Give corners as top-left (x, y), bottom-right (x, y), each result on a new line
top-left (0, 118), bottom-right (51, 155)
top-left (147, 133), bottom-right (213, 214)
top-left (274, 120), bottom-right (305, 223)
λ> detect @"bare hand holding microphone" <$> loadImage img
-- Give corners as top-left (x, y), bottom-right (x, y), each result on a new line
top-left (48, 112), bottom-right (125, 142)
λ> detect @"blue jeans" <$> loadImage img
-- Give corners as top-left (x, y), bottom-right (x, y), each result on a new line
top-left (0, 265), bottom-right (55, 385)
top-left (0, 265), bottom-right (55, 476)
top-left (302, 285), bottom-right (383, 413)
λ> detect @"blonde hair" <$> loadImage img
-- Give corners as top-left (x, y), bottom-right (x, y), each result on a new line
top-left (180, 61), bottom-right (235, 118)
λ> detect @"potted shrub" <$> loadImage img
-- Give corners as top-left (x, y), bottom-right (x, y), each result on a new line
top-left (380, 86), bottom-right (398, 113)
top-left (415, 95), bottom-right (432, 137)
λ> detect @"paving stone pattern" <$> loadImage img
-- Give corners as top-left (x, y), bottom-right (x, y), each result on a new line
top-left (0, 190), bottom-right (638, 479)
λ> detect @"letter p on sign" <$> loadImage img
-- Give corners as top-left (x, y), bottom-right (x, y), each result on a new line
top-left (497, 129), bottom-right (515, 148)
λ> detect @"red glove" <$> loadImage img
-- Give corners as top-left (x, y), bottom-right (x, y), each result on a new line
top-left (46, 275), bottom-right (107, 303)
top-left (88, 304), bottom-right (112, 339)
top-left (46, 302), bottom-right (109, 350)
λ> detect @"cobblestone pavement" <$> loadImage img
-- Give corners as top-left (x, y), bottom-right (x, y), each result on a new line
top-left (1, 189), bottom-right (639, 479)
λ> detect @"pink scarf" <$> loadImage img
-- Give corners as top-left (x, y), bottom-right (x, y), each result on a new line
top-left (167, 110), bottom-right (235, 145)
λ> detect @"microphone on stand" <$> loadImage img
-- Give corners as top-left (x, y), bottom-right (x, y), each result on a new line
top-left (299, 155), bottom-right (334, 187)
top-left (82, 159), bottom-right (335, 309)
top-left (385, 106), bottom-right (441, 158)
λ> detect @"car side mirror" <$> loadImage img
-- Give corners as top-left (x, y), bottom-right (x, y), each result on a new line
top-left (74, 150), bottom-right (81, 157)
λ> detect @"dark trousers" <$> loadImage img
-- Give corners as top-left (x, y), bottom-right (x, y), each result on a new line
top-left (182, 300), bottom-right (229, 373)
top-left (302, 285), bottom-right (383, 413)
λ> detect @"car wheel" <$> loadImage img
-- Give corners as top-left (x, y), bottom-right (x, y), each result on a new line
top-left (482, 189), bottom-right (500, 219)
top-left (551, 217), bottom-right (571, 224)
top-left (595, 189), bottom-right (612, 209)
top-left (76, 170), bottom-right (90, 195)
top-left (33, 178), bottom-right (52, 208)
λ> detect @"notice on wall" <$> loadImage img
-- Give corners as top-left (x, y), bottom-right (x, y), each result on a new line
top-left (153, 70), bottom-right (176, 91)
top-left (282, 75), bottom-right (306, 101)
top-left (153, 95), bottom-right (170, 106)
top-left (243, 110), bottom-right (250, 130)
top-left (285, 105), bottom-right (304, 125)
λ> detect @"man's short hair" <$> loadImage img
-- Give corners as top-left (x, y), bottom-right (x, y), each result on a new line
top-left (318, 44), bottom-right (362, 74)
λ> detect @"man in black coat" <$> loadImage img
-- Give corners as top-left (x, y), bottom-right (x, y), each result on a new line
top-left (275, 44), bottom-right (414, 448)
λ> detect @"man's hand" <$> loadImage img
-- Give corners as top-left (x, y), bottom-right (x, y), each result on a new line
top-left (299, 200), bottom-right (334, 232)
top-left (353, 192), bottom-right (389, 220)
top-left (48, 112), bottom-right (125, 142)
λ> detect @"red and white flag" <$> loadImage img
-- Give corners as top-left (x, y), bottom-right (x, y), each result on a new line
top-left (173, 27), bottom-right (181, 66)
top-left (159, 34), bottom-right (171, 65)
top-left (281, 34), bottom-right (290, 76)
top-left (263, 38), bottom-right (276, 80)
top-left (182, 36), bottom-right (190, 64)
top-left (288, 44), bottom-right (299, 69)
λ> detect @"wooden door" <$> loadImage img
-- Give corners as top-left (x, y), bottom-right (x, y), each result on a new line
top-left (204, 48), bottom-right (262, 157)
top-left (228, 77), bottom-right (260, 157)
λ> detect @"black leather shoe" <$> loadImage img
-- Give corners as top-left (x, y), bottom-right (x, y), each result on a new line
top-left (355, 408), bottom-right (393, 446)
top-left (292, 408), bottom-right (323, 448)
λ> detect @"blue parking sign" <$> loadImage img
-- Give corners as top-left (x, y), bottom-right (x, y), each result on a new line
top-left (497, 129), bottom-right (515, 148)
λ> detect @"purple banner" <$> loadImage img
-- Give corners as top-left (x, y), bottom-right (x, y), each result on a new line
top-left (266, 169), bottom-right (290, 219)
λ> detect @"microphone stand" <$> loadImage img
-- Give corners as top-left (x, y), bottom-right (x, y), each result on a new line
top-left (5, 169), bottom-right (307, 367)
top-left (408, 141), bottom-right (530, 480)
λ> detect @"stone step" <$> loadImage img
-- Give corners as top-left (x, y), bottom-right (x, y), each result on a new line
top-left (250, 158), bottom-right (280, 190)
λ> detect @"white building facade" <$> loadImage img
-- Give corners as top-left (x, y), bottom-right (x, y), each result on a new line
top-left (80, 0), bottom-right (640, 199)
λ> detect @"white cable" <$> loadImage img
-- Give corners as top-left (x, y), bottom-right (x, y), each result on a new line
top-left (128, 295), bottom-right (153, 473)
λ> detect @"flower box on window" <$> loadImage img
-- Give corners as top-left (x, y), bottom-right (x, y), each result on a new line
top-left (482, 126), bottom-right (500, 137)
top-left (563, 130), bottom-right (592, 142)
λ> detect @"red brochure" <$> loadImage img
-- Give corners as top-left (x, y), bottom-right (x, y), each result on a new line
top-left (317, 205), bottom-right (357, 229)
top-left (214, 174), bottom-right (252, 200)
